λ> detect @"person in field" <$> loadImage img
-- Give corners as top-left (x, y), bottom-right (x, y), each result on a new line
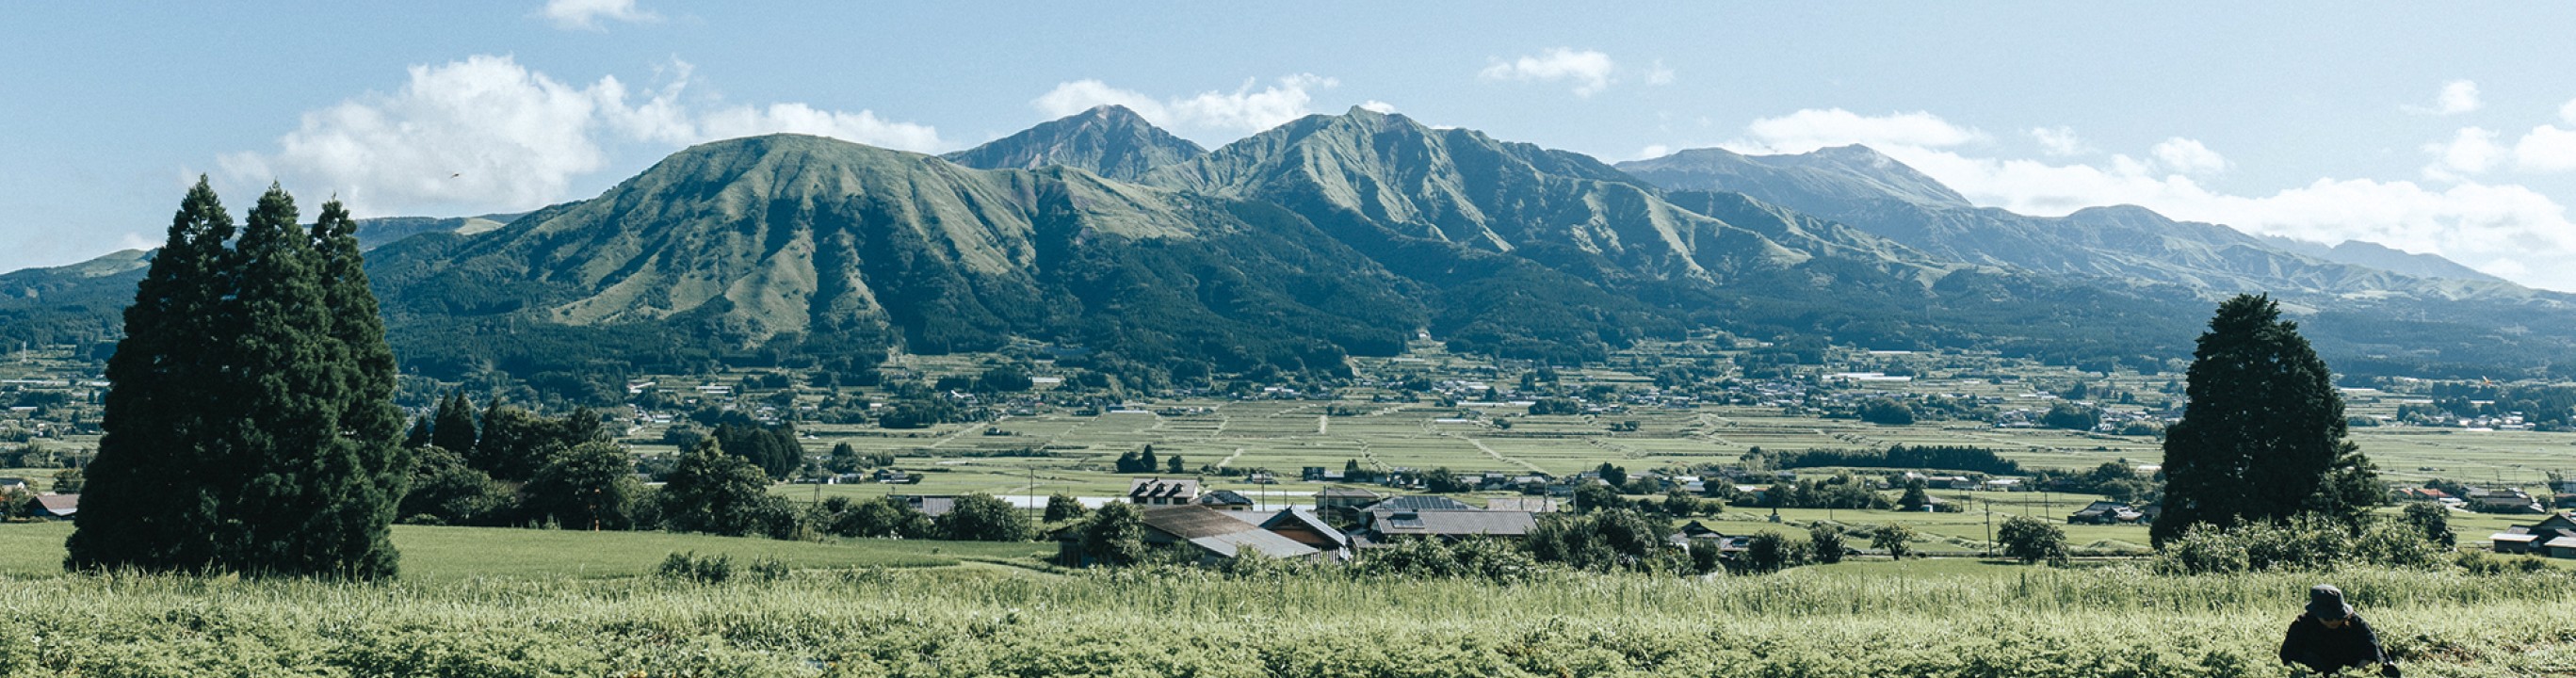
top-left (2279, 584), bottom-right (2398, 676)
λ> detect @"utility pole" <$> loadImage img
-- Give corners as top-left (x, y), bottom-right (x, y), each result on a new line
top-left (1984, 499), bottom-right (1994, 557)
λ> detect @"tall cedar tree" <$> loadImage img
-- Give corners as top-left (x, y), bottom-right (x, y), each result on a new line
top-left (73, 185), bottom-right (406, 578)
top-left (2152, 295), bottom-right (2380, 546)
top-left (430, 393), bottom-right (478, 454)
top-left (303, 198), bottom-right (409, 576)
top-left (67, 177), bottom-right (236, 573)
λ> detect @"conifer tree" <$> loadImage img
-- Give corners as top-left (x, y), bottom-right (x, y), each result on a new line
top-left (430, 393), bottom-right (478, 454)
top-left (302, 198), bottom-right (408, 576)
top-left (2152, 294), bottom-right (2379, 546)
top-left (67, 177), bottom-right (236, 573)
top-left (403, 415), bottom-right (432, 448)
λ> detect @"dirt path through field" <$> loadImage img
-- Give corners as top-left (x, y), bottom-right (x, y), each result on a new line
top-left (1456, 433), bottom-right (1545, 472)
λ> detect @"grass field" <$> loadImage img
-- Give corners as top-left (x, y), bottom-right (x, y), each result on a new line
top-left (0, 523), bottom-right (1052, 579)
top-left (0, 560), bottom-right (2567, 676)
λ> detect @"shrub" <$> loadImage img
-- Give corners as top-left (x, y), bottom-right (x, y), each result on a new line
top-left (746, 557), bottom-right (790, 582)
top-left (2402, 503), bottom-right (2454, 550)
top-left (656, 552), bottom-right (733, 584)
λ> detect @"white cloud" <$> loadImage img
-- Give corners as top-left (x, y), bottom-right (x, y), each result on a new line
top-left (2562, 98), bottom-right (2576, 123)
top-left (2513, 125), bottom-right (2576, 172)
top-left (1645, 60), bottom-right (1676, 87)
top-left (541, 0), bottom-right (657, 30)
top-left (1478, 48), bottom-right (1617, 97)
top-left (2422, 127), bottom-right (2503, 179)
top-left (696, 104), bottom-right (942, 153)
top-left (1722, 108), bottom-right (1982, 153)
top-left (116, 232), bottom-right (154, 250)
top-left (2149, 137), bottom-right (2228, 175)
top-left (1357, 100), bottom-right (1398, 114)
top-left (1033, 74), bottom-right (1337, 136)
top-left (1716, 107), bottom-right (2576, 290)
top-left (1635, 144), bottom-right (1671, 161)
top-left (221, 55), bottom-right (941, 218)
top-left (2404, 80), bottom-right (2483, 115)
top-left (2030, 126), bottom-right (2089, 156)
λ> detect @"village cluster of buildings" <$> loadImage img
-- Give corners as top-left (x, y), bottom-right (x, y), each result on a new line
top-left (1017, 479), bottom-right (1561, 565)
top-left (2391, 479), bottom-right (2576, 514)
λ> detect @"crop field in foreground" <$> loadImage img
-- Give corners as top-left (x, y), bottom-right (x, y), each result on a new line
top-left (0, 562), bottom-right (2568, 676)
top-left (0, 523), bottom-right (1052, 579)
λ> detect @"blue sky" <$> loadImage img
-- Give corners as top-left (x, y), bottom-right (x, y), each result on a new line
top-left (8, 2), bottom-right (2576, 288)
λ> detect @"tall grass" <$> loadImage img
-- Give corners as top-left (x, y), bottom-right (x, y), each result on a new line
top-left (0, 565), bottom-right (2570, 676)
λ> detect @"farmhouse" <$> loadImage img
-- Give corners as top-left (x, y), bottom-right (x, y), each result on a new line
top-left (2468, 488), bottom-right (2543, 514)
top-left (1257, 508), bottom-right (1353, 558)
top-left (0, 477), bottom-right (25, 492)
top-left (1053, 505), bottom-right (1320, 566)
top-left (2490, 513), bottom-right (2576, 558)
top-left (1126, 477), bottom-right (1201, 506)
top-left (2067, 501), bottom-right (2145, 525)
top-left (1194, 490), bottom-right (1256, 510)
top-left (24, 493), bottom-right (76, 520)
top-left (1356, 510), bottom-right (1537, 543)
top-left (1313, 487), bottom-right (1383, 513)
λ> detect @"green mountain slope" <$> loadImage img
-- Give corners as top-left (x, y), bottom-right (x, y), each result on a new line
top-left (941, 105), bottom-right (1205, 181)
top-left (1148, 107), bottom-right (2202, 363)
top-left (370, 134), bottom-right (1422, 384)
top-left (1619, 145), bottom-right (2576, 378)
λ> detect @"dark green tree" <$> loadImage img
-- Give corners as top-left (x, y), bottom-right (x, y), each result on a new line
top-left (522, 441), bottom-right (642, 530)
top-left (398, 445), bottom-right (510, 525)
top-left (657, 440), bottom-right (777, 537)
top-left (838, 496), bottom-right (933, 539)
top-left (1898, 477), bottom-right (1932, 510)
top-left (1596, 462), bottom-right (1628, 491)
top-left (1165, 454), bottom-right (1186, 475)
top-left (67, 176), bottom-right (236, 573)
top-left (1806, 524), bottom-right (1847, 564)
top-left (1044, 492), bottom-right (1087, 522)
top-left (301, 198), bottom-right (410, 576)
top-left (403, 415), bottom-right (432, 448)
top-left (712, 422), bottom-right (802, 480)
top-left (1872, 523), bottom-right (1917, 559)
top-left (1997, 515), bottom-right (2070, 565)
top-left (430, 393), bottom-right (478, 454)
top-left (1858, 398), bottom-right (1915, 425)
top-left (936, 492), bottom-right (1031, 541)
top-left (2402, 502), bottom-right (2455, 550)
top-left (2041, 401), bottom-right (2101, 430)
top-left (1741, 531), bottom-right (1797, 573)
top-left (472, 403), bottom-right (560, 482)
top-left (2153, 295), bottom-right (2380, 545)
top-left (1139, 445), bottom-right (1158, 475)
top-left (1077, 501), bottom-right (1150, 567)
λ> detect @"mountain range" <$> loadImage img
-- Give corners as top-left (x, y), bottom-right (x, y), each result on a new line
top-left (7, 105), bottom-right (2570, 396)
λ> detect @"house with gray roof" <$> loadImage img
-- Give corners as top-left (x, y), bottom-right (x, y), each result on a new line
top-left (1126, 477), bottom-right (1201, 506)
top-left (1195, 489), bottom-right (1256, 510)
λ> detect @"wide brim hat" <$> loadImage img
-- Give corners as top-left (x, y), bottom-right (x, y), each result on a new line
top-left (2308, 584), bottom-right (2354, 621)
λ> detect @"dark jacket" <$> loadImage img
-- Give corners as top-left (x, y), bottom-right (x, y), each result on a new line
top-left (2279, 612), bottom-right (2386, 670)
